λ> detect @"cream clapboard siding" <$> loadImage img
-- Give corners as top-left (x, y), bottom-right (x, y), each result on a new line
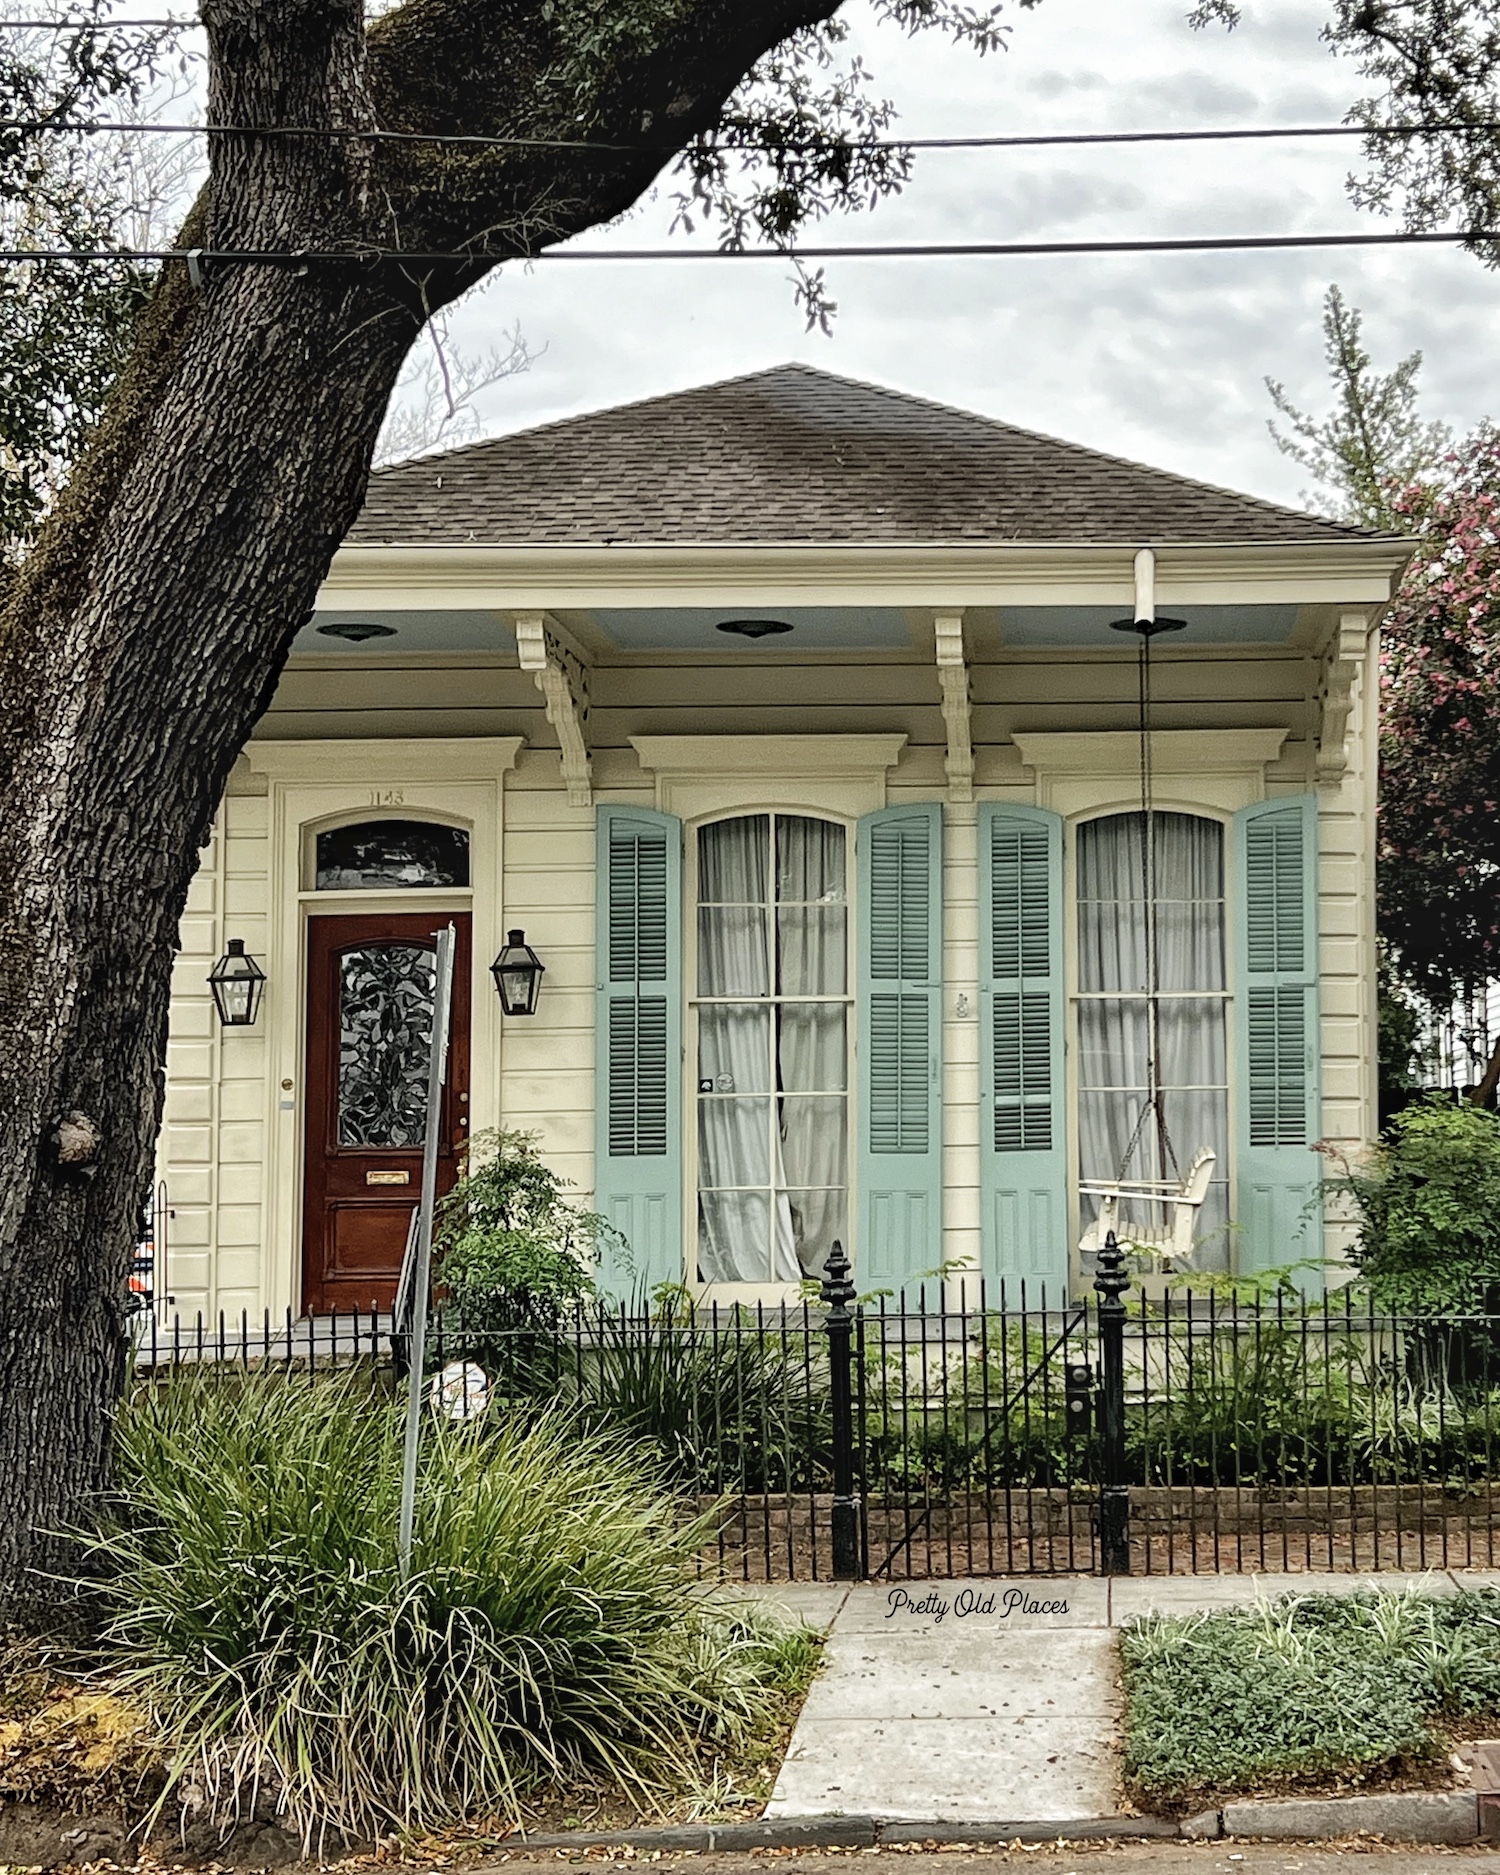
top-left (495, 748), bottom-right (652, 1198)
top-left (1313, 635), bottom-right (1379, 1267)
top-left (156, 631), bottom-right (1374, 1315)
top-left (159, 818), bottom-right (224, 1320)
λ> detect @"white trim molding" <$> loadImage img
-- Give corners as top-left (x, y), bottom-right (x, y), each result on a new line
top-left (630, 733), bottom-right (908, 820)
top-left (240, 736), bottom-right (523, 1315)
top-left (935, 611), bottom-right (974, 804)
top-left (245, 736), bottom-right (526, 783)
top-left (1012, 728), bottom-right (1290, 818)
top-left (319, 538), bottom-right (1416, 614)
top-left (1316, 611), bottom-right (1370, 784)
top-left (515, 611), bottom-right (592, 807)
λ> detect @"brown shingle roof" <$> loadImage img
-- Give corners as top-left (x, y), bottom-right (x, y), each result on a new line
top-left (350, 363), bottom-right (1386, 548)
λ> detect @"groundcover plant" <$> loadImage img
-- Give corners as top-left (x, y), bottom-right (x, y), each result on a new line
top-left (1120, 1587), bottom-right (1500, 1806)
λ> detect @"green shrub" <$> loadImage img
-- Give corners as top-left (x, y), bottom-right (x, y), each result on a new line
top-left (94, 1370), bottom-right (805, 1845)
top-left (434, 1130), bottom-right (606, 1384)
top-left (1120, 1588), bottom-right (1500, 1806)
top-left (1336, 1098), bottom-right (1500, 1312)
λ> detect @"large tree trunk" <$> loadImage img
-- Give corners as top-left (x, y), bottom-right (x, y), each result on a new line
top-left (0, 0), bottom-right (837, 1623)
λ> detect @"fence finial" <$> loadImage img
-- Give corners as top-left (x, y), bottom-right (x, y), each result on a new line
top-left (821, 1240), bottom-right (863, 1580)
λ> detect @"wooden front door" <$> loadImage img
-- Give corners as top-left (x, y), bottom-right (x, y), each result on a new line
top-left (302, 912), bottom-right (471, 1315)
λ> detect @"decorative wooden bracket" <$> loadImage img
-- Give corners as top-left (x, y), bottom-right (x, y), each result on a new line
top-left (1316, 612), bottom-right (1368, 784)
top-left (516, 612), bottom-right (591, 807)
top-left (935, 611), bottom-right (974, 804)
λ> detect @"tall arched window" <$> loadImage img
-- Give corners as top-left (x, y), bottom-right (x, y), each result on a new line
top-left (693, 813), bottom-right (850, 1282)
top-left (1076, 811), bottom-right (1230, 1259)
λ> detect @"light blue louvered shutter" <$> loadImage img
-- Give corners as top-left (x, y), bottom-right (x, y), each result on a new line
top-left (1233, 795), bottom-right (1322, 1278)
top-left (594, 806), bottom-right (683, 1296)
top-left (857, 803), bottom-right (943, 1289)
top-left (979, 803), bottom-right (1068, 1295)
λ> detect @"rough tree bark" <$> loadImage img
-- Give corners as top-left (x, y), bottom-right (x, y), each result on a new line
top-left (0, 0), bottom-right (842, 1624)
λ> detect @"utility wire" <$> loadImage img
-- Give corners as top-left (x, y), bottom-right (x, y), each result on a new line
top-left (0, 113), bottom-right (1498, 154)
top-left (0, 227), bottom-right (1495, 264)
top-left (0, 15), bottom-right (196, 23)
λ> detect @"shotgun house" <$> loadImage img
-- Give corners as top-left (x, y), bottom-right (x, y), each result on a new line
top-left (158, 364), bottom-right (1409, 1321)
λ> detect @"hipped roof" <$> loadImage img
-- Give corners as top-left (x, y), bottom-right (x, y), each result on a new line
top-left (349, 362), bottom-right (1388, 550)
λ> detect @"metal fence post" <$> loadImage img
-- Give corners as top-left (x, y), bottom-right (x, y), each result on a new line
top-left (822, 1241), bottom-right (864, 1579)
top-left (1093, 1229), bottom-right (1132, 1575)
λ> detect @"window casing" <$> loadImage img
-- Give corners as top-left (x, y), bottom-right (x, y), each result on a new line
top-left (692, 813), bottom-right (851, 1283)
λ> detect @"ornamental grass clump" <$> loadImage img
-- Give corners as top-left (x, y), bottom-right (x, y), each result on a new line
top-left (95, 1371), bottom-right (802, 1846)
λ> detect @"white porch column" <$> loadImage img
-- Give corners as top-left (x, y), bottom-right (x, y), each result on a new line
top-left (943, 800), bottom-right (983, 1303)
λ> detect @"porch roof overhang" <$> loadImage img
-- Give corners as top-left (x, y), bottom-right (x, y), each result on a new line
top-left (316, 537), bottom-right (1415, 618)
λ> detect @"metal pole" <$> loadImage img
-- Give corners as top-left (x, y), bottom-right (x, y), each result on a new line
top-left (822, 1241), bottom-right (863, 1580)
top-left (397, 923), bottom-right (456, 1581)
top-left (1094, 1229), bottom-right (1132, 1575)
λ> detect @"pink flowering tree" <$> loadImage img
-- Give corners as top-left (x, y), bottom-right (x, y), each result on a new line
top-left (1380, 429), bottom-right (1500, 1101)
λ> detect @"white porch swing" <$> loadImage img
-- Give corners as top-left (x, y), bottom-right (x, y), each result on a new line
top-left (1076, 550), bottom-right (1216, 1275)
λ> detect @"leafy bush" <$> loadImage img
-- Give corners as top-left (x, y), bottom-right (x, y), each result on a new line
top-left (95, 1371), bottom-right (807, 1845)
top-left (434, 1130), bottom-right (606, 1384)
top-left (1337, 1098), bottom-right (1500, 1312)
top-left (862, 1305), bottom-right (1500, 1495)
top-left (1120, 1587), bottom-right (1500, 1806)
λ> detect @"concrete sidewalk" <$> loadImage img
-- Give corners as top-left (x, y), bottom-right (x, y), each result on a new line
top-left (745, 1568), bottom-right (1497, 1826)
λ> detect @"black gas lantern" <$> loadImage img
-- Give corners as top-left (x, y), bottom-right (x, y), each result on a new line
top-left (490, 929), bottom-right (545, 1016)
top-left (208, 939), bottom-right (267, 1026)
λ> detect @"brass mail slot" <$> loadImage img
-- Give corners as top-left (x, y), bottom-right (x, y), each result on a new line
top-left (366, 1170), bottom-right (410, 1187)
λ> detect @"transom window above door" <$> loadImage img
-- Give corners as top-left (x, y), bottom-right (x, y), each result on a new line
top-left (313, 819), bottom-right (470, 890)
top-left (694, 813), bottom-right (850, 1284)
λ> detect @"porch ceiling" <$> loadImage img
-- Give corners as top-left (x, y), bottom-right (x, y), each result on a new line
top-left (1000, 604), bottom-right (1300, 647)
top-left (293, 601), bottom-right (1306, 658)
top-left (293, 609), bottom-right (516, 657)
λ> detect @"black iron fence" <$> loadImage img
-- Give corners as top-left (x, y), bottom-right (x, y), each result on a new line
top-left (131, 1239), bottom-right (1500, 1581)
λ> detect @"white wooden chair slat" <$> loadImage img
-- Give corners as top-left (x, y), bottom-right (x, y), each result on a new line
top-left (1077, 1146), bottom-right (1216, 1272)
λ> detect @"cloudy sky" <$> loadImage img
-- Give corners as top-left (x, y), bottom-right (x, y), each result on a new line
top-left (418, 0), bottom-right (1500, 511)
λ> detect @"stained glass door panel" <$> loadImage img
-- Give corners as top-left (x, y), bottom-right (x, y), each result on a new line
top-left (302, 913), bottom-right (471, 1314)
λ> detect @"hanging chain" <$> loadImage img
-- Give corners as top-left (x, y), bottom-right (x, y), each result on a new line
top-left (1137, 629), bottom-right (1179, 1182)
top-left (1110, 605), bottom-right (1186, 1188)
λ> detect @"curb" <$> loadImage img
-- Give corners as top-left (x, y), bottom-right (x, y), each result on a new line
top-left (505, 1791), bottom-right (1488, 1854)
top-left (506, 1815), bottom-right (1185, 1852)
top-left (1182, 1791), bottom-right (1481, 1845)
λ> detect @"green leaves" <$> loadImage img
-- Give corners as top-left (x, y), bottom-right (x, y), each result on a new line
top-left (1328, 0), bottom-right (1500, 261)
top-left (1335, 1096), bottom-right (1500, 1312)
top-left (1265, 284), bottom-right (1452, 530)
top-left (0, 8), bottom-right (178, 555)
top-left (1121, 1587), bottom-right (1500, 1804)
top-left (1378, 427), bottom-right (1500, 1012)
top-left (95, 1370), bottom-right (803, 1844)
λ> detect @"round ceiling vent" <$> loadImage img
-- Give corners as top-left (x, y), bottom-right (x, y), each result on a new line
top-left (716, 618), bottom-right (793, 640)
top-left (317, 620), bottom-right (398, 643)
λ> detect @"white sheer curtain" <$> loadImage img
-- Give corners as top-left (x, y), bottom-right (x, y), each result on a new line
top-left (1077, 812), bottom-right (1230, 1264)
top-left (775, 818), bottom-right (847, 1280)
top-left (696, 815), bottom-right (848, 1283)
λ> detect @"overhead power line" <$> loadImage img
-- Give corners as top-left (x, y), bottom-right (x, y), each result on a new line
top-left (0, 113), bottom-right (1499, 155)
top-left (0, 227), bottom-right (1495, 265)
top-left (0, 15), bottom-right (196, 23)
